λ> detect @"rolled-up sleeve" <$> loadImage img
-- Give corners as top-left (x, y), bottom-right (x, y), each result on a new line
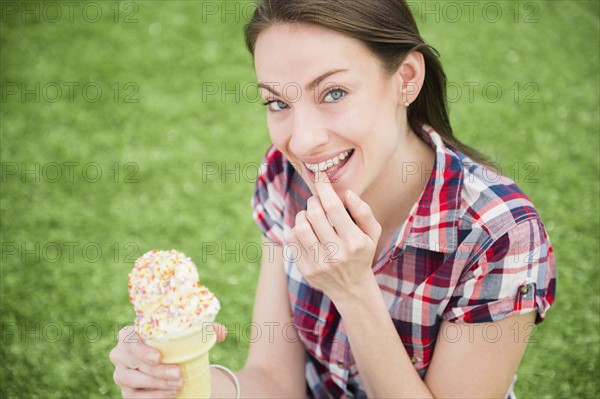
top-left (442, 218), bottom-right (556, 324)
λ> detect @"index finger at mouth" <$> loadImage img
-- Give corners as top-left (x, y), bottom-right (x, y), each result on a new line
top-left (314, 171), bottom-right (355, 232)
top-left (314, 170), bottom-right (340, 205)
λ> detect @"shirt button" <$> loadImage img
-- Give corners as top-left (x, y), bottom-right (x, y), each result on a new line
top-left (410, 356), bottom-right (418, 364)
top-left (337, 361), bottom-right (345, 369)
top-left (520, 285), bottom-right (529, 294)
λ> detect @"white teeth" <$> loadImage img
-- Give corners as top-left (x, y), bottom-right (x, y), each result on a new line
top-left (305, 150), bottom-right (352, 173)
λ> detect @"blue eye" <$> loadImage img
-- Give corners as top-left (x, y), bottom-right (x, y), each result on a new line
top-left (324, 88), bottom-right (346, 102)
top-left (262, 99), bottom-right (289, 112)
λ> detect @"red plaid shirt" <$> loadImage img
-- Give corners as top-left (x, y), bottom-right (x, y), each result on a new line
top-left (251, 126), bottom-right (556, 398)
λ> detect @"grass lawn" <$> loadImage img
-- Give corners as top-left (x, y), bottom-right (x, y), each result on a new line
top-left (1, 1), bottom-right (598, 397)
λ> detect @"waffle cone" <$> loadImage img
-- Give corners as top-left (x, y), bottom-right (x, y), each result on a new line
top-left (147, 323), bottom-right (217, 398)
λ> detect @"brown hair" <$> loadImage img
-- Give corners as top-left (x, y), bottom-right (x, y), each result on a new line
top-left (244, 0), bottom-right (491, 166)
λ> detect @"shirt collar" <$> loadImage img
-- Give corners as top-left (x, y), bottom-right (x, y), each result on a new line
top-left (395, 125), bottom-right (464, 254)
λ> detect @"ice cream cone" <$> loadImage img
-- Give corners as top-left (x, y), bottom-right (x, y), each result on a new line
top-left (129, 250), bottom-right (221, 398)
top-left (147, 323), bottom-right (217, 398)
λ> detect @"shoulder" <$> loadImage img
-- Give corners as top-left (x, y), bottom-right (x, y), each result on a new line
top-left (454, 150), bottom-right (542, 241)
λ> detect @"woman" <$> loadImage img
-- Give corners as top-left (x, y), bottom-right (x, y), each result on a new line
top-left (110, 1), bottom-right (556, 397)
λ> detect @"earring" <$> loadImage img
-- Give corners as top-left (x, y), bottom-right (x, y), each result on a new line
top-left (402, 90), bottom-right (410, 107)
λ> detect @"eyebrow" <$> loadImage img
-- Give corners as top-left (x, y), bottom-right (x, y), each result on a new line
top-left (257, 68), bottom-right (349, 96)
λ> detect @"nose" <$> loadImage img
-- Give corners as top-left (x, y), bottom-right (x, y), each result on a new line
top-left (289, 107), bottom-right (330, 157)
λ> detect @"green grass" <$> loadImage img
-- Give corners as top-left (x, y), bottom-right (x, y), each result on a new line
top-left (1, 1), bottom-right (598, 398)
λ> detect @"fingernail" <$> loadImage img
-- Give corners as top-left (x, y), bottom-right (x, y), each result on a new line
top-left (166, 390), bottom-right (178, 397)
top-left (165, 368), bottom-right (180, 379)
top-left (146, 353), bottom-right (159, 364)
top-left (168, 378), bottom-right (184, 388)
top-left (346, 190), bottom-right (359, 206)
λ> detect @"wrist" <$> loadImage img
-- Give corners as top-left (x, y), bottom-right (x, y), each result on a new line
top-left (330, 274), bottom-right (381, 314)
top-left (210, 365), bottom-right (240, 398)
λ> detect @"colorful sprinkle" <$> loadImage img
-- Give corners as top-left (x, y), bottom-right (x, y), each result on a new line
top-left (128, 250), bottom-right (220, 340)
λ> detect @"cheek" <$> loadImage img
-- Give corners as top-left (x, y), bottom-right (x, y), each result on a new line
top-left (340, 97), bottom-right (393, 138)
top-left (267, 117), bottom-right (291, 150)
top-left (331, 109), bottom-right (380, 144)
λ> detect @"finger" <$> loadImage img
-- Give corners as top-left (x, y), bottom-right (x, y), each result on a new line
top-left (138, 363), bottom-right (183, 381)
top-left (115, 325), bottom-right (162, 368)
top-left (111, 336), bottom-right (150, 371)
top-left (314, 171), bottom-right (359, 237)
top-left (305, 196), bottom-right (337, 243)
top-left (115, 365), bottom-right (184, 391)
top-left (293, 210), bottom-right (322, 251)
top-left (286, 220), bottom-right (315, 277)
top-left (121, 386), bottom-right (179, 399)
top-left (283, 211), bottom-right (316, 263)
top-left (285, 221), bottom-right (310, 267)
top-left (127, 340), bottom-right (162, 368)
top-left (118, 325), bottom-right (144, 346)
top-left (210, 322), bottom-right (228, 343)
top-left (344, 190), bottom-right (382, 241)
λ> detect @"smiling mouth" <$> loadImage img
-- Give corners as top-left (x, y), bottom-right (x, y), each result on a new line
top-left (304, 149), bottom-right (354, 173)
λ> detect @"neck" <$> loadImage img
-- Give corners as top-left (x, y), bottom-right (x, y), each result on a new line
top-left (362, 130), bottom-right (435, 237)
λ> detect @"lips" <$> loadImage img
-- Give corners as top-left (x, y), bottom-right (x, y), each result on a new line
top-left (302, 149), bottom-right (355, 181)
top-left (304, 149), bottom-right (353, 173)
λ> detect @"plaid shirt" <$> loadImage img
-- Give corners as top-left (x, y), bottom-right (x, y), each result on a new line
top-left (251, 126), bottom-right (556, 398)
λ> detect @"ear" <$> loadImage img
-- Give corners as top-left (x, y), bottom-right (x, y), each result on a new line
top-left (396, 51), bottom-right (425, 107)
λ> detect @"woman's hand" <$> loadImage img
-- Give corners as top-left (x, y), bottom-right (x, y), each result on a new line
top-left (286, 173), bottom-right (382, 302)
top-left (109, 323), bottom-right (227, 398)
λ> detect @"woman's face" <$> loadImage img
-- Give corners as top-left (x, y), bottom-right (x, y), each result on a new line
top-left (254, 23), bottom-right (411, 199)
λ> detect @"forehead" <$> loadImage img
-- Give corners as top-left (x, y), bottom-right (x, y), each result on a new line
top-left (254, 23), bottom-right (376, 84)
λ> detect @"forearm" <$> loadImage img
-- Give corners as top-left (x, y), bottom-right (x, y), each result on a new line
top-left (333, 277), bottom-right (434, 399)
top-left (211, 365), bottom-right (300, 398)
